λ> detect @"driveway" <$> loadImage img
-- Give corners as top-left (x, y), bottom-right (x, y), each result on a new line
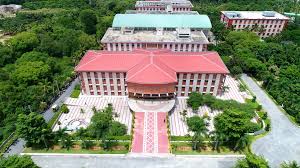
top-left (30, 154), bottom-right (243, 168)
top-left (3, 78), bottom-right (79, 157)
top-left (241, 74), bottom-right (300, 167)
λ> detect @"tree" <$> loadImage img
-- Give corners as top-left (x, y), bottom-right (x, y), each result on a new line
top-left (11, 61), bottom-right (50, 85)
top-left (234, 153), bottom-right (269, 168)
top-left (79, 9), bottom-right (97, 35)
top-left (60, 104), bottom-right (69, 114)
top-left (281, 161), bottom-right (300, 168)
top-left (214, 109), bottom-right (260, 148)
top-left (186, 116), bottom-right (208, 150)
top-left (0, 155), bottom-right (39, 168)
top-left (16, 113), bottom-right (52, 148)
top-left (187, 92), bottom-right (204, 111)
top-left (81, 140), bottom-right (95, 149)
top-left (108, 121), bottom-right (127, 136)
top-left (60, 135), bottom-right (74, 150)
top-left (8, 32), bottom-right (39, 56)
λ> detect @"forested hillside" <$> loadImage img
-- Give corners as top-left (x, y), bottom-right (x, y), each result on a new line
top-left (0, 0), bottom-right (134, 144)
top-left (0, 0), bottom-right (299, 145)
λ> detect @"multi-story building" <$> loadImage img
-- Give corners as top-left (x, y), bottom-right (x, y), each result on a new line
top-left (221, 11), bottom-right (290, 38)
top-left (101, 14), bottom-right (212, 52)
top-left (75, 49), bottom-right (229, 98)
top-left (135, 0), bottom-right (193, 12)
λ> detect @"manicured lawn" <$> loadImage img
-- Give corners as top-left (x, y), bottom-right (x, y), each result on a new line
top-left (47, 110), bottom-right (63, 128)
top-left (23, 147), bottom-right (128, 154)
top-left (171, 142), bottom-right (243, 155)
top-left (70, 89), bottom-right (80, 98)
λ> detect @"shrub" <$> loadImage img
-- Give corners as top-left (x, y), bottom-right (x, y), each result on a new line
top-left (81, 140), bottom-right (95, 149)
top-left (257, 105), bottom-right (263, 111)
top-left (60, 104), bottom-right (69, 114)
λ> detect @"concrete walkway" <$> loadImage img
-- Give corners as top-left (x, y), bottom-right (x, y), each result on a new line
top-left (241, 74), bottom-right (300, 167)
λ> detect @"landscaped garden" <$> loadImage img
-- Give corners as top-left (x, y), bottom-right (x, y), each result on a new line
top-left (169, 92), bottom-right (268, 155)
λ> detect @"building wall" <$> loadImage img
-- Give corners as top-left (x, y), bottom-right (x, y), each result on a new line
top-left (221, 13), bottom-right (288, 38)
top-left (136, 6), bottom-right (191, 11)
top-left (176, 73), bottom-right (226, 97)
top-left (103, 42), bottom-right (207, 52)
top-left (79, 71), bottom-right (127, 96)
top-left (127, 83), bottom-right (176, 97)
top-left (79, 71), bottom-right (226, 97)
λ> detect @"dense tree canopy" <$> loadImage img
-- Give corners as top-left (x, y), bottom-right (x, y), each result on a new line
top-left (234, 153), bottom-right (270, 168)
top-left (0, 155), bottom-right (39, 168)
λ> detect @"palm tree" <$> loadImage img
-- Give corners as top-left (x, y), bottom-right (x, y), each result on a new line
top-left (60, 136), bottom-right (73, 150)
top-left (187, 116), bottom-right (208, 150)
top-left (280, 161), bottom-right (300, 168)
top-left (234, 135), bottom-right (250, 151)
top-left (54, 127), bottom-right (68, 143)
top-left (210, 131), bottom-right (227, 151)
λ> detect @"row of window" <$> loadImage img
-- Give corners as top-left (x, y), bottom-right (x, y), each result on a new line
top-left (233, 24), bottom-right (282, 29)
top-left (179, 73), bottom-right (220, 80)
top-left (233, 19), bottom-right (285, 24)
top-left (85, 72), bottom-right (126, 79)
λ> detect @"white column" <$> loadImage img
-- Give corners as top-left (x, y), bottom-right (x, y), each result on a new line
top-left (213, 74), bottom-right (221, 96)
top-left (199, 44), bottom-right (203, 52)
top-left (172, 44), bottom-right (175, 51)
top-left (107, 43), bottom-right (111, 51)
top-left (199, 74), bottom-right (206, 93)
top-left (167, 43), bottom-right (170, 50)
top-left (184, 73), bottom-right (191, 97)
top-left (206, 74), bottom-right (213, 94)
top-left (118, 43), bottom-right (122, 51)
top-left (83, 72), bottom-right (90, 95)
top-left (112, 43), bottom-right (116, 51)
top-left (177, 73), bottom-right (183, 96)
top-left (105, 72), bottom-right (111, 96)
top-left (90, 72), bottom-right (98, 96)
top-left (188, 44), bottom-right (192, 52)
top-left (112, 73), bottom-right (118, 96)
top-left (193, 44), bottom-right (197, 52)
top-left (134, 43), bottom-right (138, 50)
top-left (97, 72), bottom-right (104, 95)
top-left (123, 43), bottom-right (127, 51)
top-left (120, 73), bottom-right (126, 96)
top-left (129, 43), bottom-right (133, 51)
top-left (183, 44), bottom-right (187, 52)
top-left (192, 74), bottom-right (198, 91)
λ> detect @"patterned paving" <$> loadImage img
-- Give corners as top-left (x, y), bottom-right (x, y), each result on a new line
top-left (53, 96), bottom-right (132, 134)
top-left (132, 112), bottom-right (169, 153)
top-left (169, 76), bottom-right (252, 136)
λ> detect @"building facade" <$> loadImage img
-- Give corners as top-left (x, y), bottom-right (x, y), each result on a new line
top-left (75, 50), bottom-right (229, 98)
top-left (101, 14), bottom-right (212, 52)
top-left (221, 11), bottom-right (290, 38)
top-left (135, 0), bottom-right (193, 12)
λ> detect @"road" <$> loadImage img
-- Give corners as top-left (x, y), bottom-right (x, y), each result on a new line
top-left (3, 78), bottom-right (79, 157)
top-left (30, 154), bottom-right (243, 168)
top-left (241, 74), bottom-right (300, 167)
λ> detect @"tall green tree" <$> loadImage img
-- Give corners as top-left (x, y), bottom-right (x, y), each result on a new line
top-left (234, 153), bottom-right (269, 168)
top-left (0, 155), bottom-right (39, 168)
top-left (79, 9), bottom-right (97, 35)
top-left (187, 92), bottom-right (204, 111)
top-left (187, 116), bottom-right (208, 150)
top-left (16, 112), bottom-right (52, 148)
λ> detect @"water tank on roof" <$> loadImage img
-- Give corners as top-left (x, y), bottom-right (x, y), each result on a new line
top-left (262, 11), bottom-right (275, 17)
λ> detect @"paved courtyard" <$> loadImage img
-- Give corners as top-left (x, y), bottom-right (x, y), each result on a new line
top-left (31, 154), bottom-right (244, 168)
top-left (169, 76), bottom-right (251, 136)
top-left (241, 74), bottom-right (300, 167)
top-left (53, 96), bottom-right (132, 134)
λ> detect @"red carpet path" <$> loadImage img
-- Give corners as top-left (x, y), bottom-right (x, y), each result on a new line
top-left (131, 112), bottom-right (169, 153)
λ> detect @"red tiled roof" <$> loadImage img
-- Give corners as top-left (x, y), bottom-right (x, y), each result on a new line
top-left (75, 49), bottom-right (229, 84)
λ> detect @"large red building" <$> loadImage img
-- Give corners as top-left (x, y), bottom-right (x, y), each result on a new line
top-left (221, 11), bottom-right (289, 38)
top-left (75, 49), bottom-right (229, 99)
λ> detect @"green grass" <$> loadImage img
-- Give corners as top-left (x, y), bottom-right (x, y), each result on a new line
top-left (23, 147), bottom-right (128, 154)
top-left (171, 142), bottom-right (243, 155)
top-left (70, 89), bottom-right (80, 98)
top-left (47, 110), bottom-right (63, 128)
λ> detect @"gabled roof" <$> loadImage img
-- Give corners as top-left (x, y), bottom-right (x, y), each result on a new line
top-left (127, 56), bottom-right (177, 84)
top-left (75, 49), bottom-right (229, 84)
top-left (112, 14), bottom-right (212, 29)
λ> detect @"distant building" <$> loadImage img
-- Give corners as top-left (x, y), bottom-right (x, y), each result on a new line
top-left (221, 11), bottom-right (290, 38)
top-left (75, 49), bottom-right (229, 98)
top-left (135, 0), bottom-right (193, 12)
top-left (101, 14), bottom-right (212, 52)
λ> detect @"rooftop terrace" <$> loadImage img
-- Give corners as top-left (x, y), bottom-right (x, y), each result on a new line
top-left (135, 0), bottom-right (193, 7)
top-left (112, 14), bottom-right (212, 29)
top-left (126, 10), bottom-right (199, 15)
top-left (101, 28), bottom-right (209, 44)
top-left (222, 11), bottom-right (289, 20)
